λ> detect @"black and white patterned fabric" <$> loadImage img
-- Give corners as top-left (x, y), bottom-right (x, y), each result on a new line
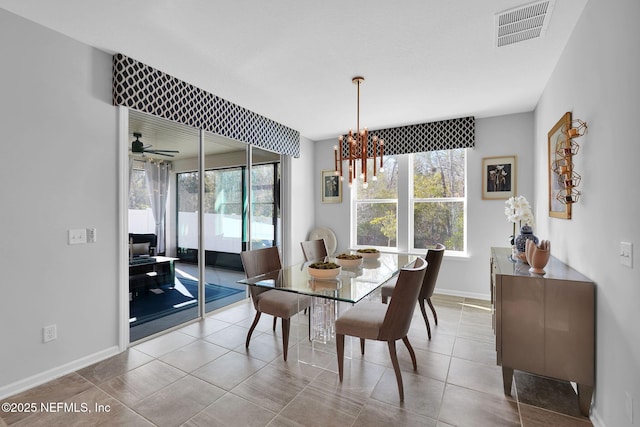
top-left (340, 116), bottom-right (475, 157)
top-left (112, 54), bottom-right (300, 157)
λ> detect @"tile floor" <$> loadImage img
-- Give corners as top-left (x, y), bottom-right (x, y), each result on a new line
top-left (1, 294), bottom-right (594, 426)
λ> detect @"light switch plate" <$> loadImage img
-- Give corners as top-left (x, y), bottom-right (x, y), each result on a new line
top-left (68, 229), bottom-right (87, 245)
top-left (620, 242), bottom-right (633, 268)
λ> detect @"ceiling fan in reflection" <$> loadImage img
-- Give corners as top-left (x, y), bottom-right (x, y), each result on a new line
top-left (130, 132), bottom-right (179, 157)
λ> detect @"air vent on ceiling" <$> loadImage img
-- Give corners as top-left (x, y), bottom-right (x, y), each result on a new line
top-left (495, 0), bottom-right (555, 47)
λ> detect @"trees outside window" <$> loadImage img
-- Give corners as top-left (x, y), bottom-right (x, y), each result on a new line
top-left (352, 149), bottom-right (466, 254)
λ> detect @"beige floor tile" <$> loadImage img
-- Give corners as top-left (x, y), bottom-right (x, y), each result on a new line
top-left (456, 320), bottom-right (495, 343)
top-left (460, 309), bottom-right (493, 327)
top-left (208, 302), bottom-right (256, 324)
top-left (519, 403), bottom-right (593, 427)
top-left (453, 336), bottom-right (498, 366)
top-left (370, 368), bottom-right (445, 419)
top-left (231, 364), bottom-right (310, 412)
top-left (393, 345), bottom-right (452, 382)
top-left (133, 375), bottom-right (225, 427)
top-left (159, 339), bottom-right (228, 373)
top-left (191, 351), bottom-right (267, 391)
top-left (203, 324), bottom-right (253, 350)
top-left (178, 317), bottom-right (234, 338)
top-left (267, 352), bottom-right (328, 381)
top-left (98, 360), bottom-right (185, 407)
top-left (184, 393), bottom-right (276, 427)
top-left (234, 330), bottom-right (285, 363)
top-left (276, 382), bottom-right (363, 427)
top-left (439, 384), bottom-right (520, 427)
top-left (5, 286), bottom-right (588, 427)
top-left (311, 357), bottom-right (386, 404)
top-left (352, 399), bottom-right (438, 427)
top-left (11, 385), bottom-right (153, 427)
top-left (133, 330), bottom-right (198, 358)
top-left (447, 356), bottom-right (512, 397)
top-left (1, 373), bottom-right (94, 425)
top-left (514, 371), bottom-right (588, 419)
top-left (409, 330), bottom-right (456, 356)
top-left (76, 348), bottom-right (154, 385)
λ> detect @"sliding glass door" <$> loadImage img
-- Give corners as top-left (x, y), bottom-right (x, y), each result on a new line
top-left (127, 109), bottom-right (281, 342)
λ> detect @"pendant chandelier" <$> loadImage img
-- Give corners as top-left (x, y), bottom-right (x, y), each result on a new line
top-left (334, 76), bottom-right (384, 188)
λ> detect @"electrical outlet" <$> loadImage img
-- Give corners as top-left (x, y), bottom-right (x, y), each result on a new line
top-left (87, 228), bottom-right (97, 243)
top-left (626, 391), bottom-right (634, 423)
top-left (43, 325), bottom-right (57, 343)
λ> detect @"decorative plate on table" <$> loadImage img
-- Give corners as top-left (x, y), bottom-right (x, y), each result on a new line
top-left (308, 262), bottom-right (342, 279)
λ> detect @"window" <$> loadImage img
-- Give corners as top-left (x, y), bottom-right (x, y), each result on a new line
top-left (411, 149), bottom-right (465, 252)
top-left (128, 166), bottom-right (155, 234)
top-left (176, 162), bottom-right (280, 258)
top-left (352, 157), bottom-right (398, 248)
top-left (352, 149), bottom-right (466, 254)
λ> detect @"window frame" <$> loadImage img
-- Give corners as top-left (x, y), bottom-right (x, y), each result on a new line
top-left (351, 149), bottom-right (467, 256)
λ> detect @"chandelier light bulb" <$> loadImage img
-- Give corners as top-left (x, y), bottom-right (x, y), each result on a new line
top-left (372, 176), bottom-right (377, 181)
top-left (363, 182), bottom-right (369, 189)
top-left (379, 167), bottom-right (385, 173)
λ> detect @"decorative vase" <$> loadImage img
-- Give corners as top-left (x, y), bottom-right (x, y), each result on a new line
top-left (526, 239), bottom-right (551, 274)
top-left (515, 225), bottom-right (539, 253)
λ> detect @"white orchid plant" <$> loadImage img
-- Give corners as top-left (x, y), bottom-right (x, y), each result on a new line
top-left (504, 195), bottom-right (535, 245)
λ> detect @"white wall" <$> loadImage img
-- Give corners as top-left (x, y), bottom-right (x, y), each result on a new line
top-left (533, 1), bottom-right (640, 426)
top-left (313, 112), bottom-right (534, 298)
top-left (0, 9), bottom-right (119, 396)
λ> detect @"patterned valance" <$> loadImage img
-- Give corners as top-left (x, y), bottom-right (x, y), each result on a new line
top-left (341, 116), bottom-right (475, 157)
top-left (112, 54), bottom-right (300, 157)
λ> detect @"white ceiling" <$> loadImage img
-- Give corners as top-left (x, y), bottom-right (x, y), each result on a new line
top-left (0, 0), bottom-right (588, 141)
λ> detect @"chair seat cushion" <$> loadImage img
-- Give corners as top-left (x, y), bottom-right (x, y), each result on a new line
top-left (335, 300), bottom-right (388, 340)
top-left (257, 290), bottom-right (311, 319)
top-left (380, 276), bottom-right (398, 298)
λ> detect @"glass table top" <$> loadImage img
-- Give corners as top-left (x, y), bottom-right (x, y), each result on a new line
top-left (238, 253), bottom-right (416, 303)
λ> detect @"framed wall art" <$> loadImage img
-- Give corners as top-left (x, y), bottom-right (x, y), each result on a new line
top-left (548, 112), bottom-right (572, 219)
top-left (482, 155), bottom-right (517, 200)
top-left (321, 170), bottom-right (342, 203)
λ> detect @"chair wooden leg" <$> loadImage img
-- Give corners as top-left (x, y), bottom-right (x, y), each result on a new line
top-left (360, 338), bottom-right (365, 355)
top-left (337, 334), bottom-right (345, 382)
top-left (387, 340), bottom-right (404, 401)
top-left (246, 312), bottom-right (261, 348)
top-left (381, 295), bottom-right (388, 304)
top-left (418, 299), bottom-right (432, 340)
top-left (282, 318), bottom-right (290, 361)
top-left (402, 336), bottom-right (417, 370)
top-left (427, 298), bottom-right (438, 325)
top-left (273, 316), bottom-right (277, 331)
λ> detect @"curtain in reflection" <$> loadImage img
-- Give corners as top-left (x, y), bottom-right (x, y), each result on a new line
top-left (144, 160), bottom-right (171, 253)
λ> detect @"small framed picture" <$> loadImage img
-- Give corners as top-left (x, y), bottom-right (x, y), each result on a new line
top-left (482, 156), bottom-right (517, 200)
top-left (321, 170), bottom-right (342, 203)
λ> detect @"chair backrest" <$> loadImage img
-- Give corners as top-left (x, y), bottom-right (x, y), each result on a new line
top-left (300, 239), bottom-right (328, 262)
top-left (378, 257), bottom-right (427, 340)
top-left (240, 247), bottom-right (282, 309)
top-left (419, 243), bottom-right (445, 300)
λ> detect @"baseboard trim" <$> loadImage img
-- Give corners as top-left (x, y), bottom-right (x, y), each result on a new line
top-left (0, 345), bottom-right (120, 400)
top-left (435, 289), bottom-right (491, 301)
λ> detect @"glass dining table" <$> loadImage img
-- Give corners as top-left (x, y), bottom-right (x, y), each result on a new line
top-left (238, 252), bottom-right (416, 365)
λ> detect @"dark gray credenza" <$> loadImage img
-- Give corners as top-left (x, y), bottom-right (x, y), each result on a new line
top-left (490, 247), bottom-right (594, 416)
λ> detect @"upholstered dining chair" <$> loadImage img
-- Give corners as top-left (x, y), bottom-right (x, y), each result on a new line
top-left (240, 247), bottom-right (310, 361)
top-left (381, 243), bottom-right (445, 340)
top-left (300, 239), bottom-right (328, 262)
top-left (335, 257), bottom-right (427, 401)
